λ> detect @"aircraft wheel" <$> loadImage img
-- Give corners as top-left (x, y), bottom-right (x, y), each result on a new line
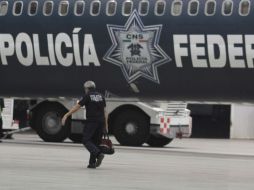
top-left (35, 105), bottom-right (70, 142)
top-left (113, 110), bottom-right (149, 146)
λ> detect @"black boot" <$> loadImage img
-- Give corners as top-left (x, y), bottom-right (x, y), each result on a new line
top-left (87, 163), bottom-right (96, 169)
top-left (96, 153), bottom-right (105, 167)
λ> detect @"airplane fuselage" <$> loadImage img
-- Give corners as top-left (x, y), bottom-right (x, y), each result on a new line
top-left (0, 0), bottom-right (253, 101)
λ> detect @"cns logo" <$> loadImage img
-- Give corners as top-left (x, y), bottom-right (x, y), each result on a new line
top-left (104, 10), bottom-right (171, 84)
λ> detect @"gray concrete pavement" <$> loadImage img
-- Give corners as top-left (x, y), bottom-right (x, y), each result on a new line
top-left (0, 134), bottom-right (254, 190)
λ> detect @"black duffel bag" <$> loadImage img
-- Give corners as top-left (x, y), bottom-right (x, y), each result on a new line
top-left (99, 134), bottom-right (115, 155)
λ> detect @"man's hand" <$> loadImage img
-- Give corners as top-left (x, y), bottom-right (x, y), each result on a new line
top-left (103, 122), bottom-right (109, 136)
top-left (104, 108), bottom-right (108, 135)
top-left (61, 114), bottom-right (68, 126)
top-left (61, 104), bottom-right (81, 126)
top-left (105, 123), bottom-right (109, 133)
top-left (103, 127), bottom-right (108, 136)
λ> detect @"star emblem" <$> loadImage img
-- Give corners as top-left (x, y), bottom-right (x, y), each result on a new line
top-left (104, 10), bottom-right (171, 84)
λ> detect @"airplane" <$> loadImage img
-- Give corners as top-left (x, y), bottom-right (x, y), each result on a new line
top-left (0, 0), bottom-right (253, 102)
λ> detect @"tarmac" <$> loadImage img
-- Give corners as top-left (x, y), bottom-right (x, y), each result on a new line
top-left (0, 133), bottom-right (254, 190)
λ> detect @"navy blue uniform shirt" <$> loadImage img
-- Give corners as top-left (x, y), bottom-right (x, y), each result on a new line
top-left (78, 90), bottom-right (106, 122)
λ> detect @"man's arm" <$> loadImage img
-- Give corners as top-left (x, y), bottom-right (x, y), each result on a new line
top-left (104, 108), bottom-right (108, 134)
top-left (61, 104), bottom-right (81, 126)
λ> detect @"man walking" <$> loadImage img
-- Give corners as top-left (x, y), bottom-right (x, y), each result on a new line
top-left (62, 81), bottom-right (108, 169)
top-left (0, 98), bottom-right (5, 143)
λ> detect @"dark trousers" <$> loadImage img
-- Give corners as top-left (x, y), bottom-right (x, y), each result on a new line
top-left (0, 118), bottom-right (3, 137)
top-left (82, 121), bottom-right (104, 165)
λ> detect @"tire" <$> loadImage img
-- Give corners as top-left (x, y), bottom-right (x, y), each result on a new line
top-left (147, 135), bottom-right (173, 147)
top-left (113, 110), bottom-right (149, 146)
top-left (69, 134), bottom-right (83, 143)
top-left (35, 104), bottom-right (70, 142)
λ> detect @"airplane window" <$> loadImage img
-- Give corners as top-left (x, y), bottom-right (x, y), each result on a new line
top-left (106, 0), bottom-right (117, 16)
top-left (171, 0), bottom-right (182, 16)
top-left (74, 1), bottom-right (85, 16)
top-left (122, 0), bottom-right (133, 16)
top-left (13, 1), bottom-right (23, 16)
top-left (205, 0), bottom-right (216, 16)
top-left (239, 0), bottom-right (250, 16)
top-left (139, 0), bottom-right (149, 16)
top-left (0, 1), bottom-right (8, 16)
top-left (155, 0), bottom-right (166, 16)
top-left (188, 0), bottom-right (199, 16)
top-left (28, 1), bottom-right (38, 16)
top-left (90, 1), bottom-right (101, 16)
top-left (43, 1), bottom-right (54, 16)
top-left (59, 1), bottom-right (69, 16)
top-left (222, 0), bottom-right (233, 16)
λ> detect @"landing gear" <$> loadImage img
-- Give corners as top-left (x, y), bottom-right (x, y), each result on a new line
top-left (113, 110), bottom-right (149, 146)
top-left (35, 105), bottom-right (70, 142)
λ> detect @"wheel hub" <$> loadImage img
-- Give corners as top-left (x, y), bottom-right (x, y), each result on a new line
top-left (125, 122), bottom-right (137, 135)
top-left (42, 112), bottom-right (62, 135)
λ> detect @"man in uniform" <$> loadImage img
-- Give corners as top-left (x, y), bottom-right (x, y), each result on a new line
top-left (62, 81), bottom-right (108, 169)
top-left (0, 98), bottom-right (5, 143)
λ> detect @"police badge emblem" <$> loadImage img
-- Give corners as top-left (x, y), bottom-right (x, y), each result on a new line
top-left (104, 10), bottom-right (171, 84)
